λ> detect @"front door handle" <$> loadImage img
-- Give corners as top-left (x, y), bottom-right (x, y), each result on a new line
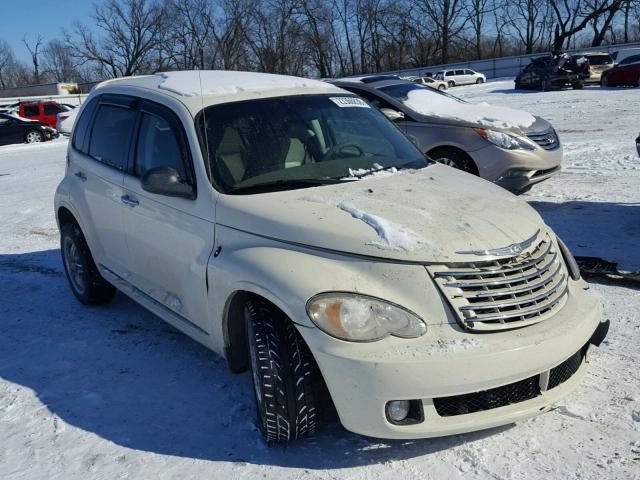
top-left (74, 171), bottom-right (87, 181)
top-left (121, 195), bottom-right (139, 207)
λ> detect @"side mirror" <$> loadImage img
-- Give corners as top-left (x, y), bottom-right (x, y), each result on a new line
top-left (380, 108), bottom-right (405, 122)
top-left (141, 167), bottom-right (194, 199)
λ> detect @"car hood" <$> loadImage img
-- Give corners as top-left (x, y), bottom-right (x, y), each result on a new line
top-left (216, 164), bottom-right (547, 263)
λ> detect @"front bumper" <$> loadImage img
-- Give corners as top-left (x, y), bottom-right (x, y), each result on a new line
top-left (297, 280), bottom-right (604, 439)
top-left (472, 141), bottom-right (562, 192)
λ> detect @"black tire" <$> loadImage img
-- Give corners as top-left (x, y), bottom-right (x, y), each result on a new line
top-left (476, 77), bottom-right (484, 84)
top-left (448, 80), bottom-right (455, 88)
top-left (515, 81), bottom-right (522, 89)
top-left (25, 130), bottom-right (43, 143)
top-left (600, 76), bottom-right (608, 88)
top-left (60, 223), bottom-right (116, 305)
top-left (430, 148), bottom-right (477, 175)
top-left (245, 299), bottom-right (318, 444)
top-left (572, 80), bottom-right (584, 90)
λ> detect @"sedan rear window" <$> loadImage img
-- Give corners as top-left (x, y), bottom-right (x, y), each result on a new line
top-left (586, 54), bottom-right (613, 65)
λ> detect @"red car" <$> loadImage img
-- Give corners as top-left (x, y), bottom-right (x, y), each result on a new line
top-left (600, 54), bottom-right (640, 87)
top-left (18, 102), bottom-right (67, 129)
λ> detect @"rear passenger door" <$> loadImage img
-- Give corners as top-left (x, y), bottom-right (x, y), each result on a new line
top-left (68, 94), bottom-right (136, 278)
top-left (121, 100), bottom-right (214, 332)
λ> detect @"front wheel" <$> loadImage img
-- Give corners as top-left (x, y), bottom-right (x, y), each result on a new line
top-left (572, 80), bottom-right (584, 90)
top-left (431, 148), bottom-right (477, 174)
top-left (438, 84), bottom-right (446, 90)
top-left (245, 299), bottom-right (318, 444)
top-left (600, 76), bottom-right (609, 88)
top-left (25, 130), bottom-right (43, 143)
top-left (448, 80), bottom-right (455, 88)
top-left (476, 77), bottom-right (484, 84)
top-left (60, 223), bottom-right (116, 305)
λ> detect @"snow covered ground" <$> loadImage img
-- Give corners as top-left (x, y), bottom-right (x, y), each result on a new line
top-left (1, 82), bottom-right (639, 479)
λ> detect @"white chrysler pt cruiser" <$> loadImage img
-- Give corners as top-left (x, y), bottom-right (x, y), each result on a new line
top-left (54, 71), bottom-right (608, 444)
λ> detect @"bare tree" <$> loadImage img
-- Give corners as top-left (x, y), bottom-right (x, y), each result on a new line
top-left (417, 0), bottom-right (470, 64)
top-left (67, 0), bottom-right (167, 78)
top-left (42, 39), bottom-right (78, 82)
top-left (0, 39), bottom-right (18, 88)
top-left (549, 0), bottom-right (624, 52)
top-left (22, 35), bottom-right (44, 83)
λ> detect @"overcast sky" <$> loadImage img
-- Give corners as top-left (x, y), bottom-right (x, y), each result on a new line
top-left (2, 0), bottom-right (94, 62)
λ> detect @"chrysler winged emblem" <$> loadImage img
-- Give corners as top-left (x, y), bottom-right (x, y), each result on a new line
top-left (456, 230), bottom-right (540, 256)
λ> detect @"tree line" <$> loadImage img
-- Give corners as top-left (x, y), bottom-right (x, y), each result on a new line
top-left (1, 0), bottom-right (639, 89)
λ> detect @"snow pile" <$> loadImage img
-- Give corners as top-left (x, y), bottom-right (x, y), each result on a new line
top-left (157, 71), bottom-right (336, 97)
top-left (337, 201), bottom-right (428, 251)
top-left (403, 88), bottom-right (536, 129)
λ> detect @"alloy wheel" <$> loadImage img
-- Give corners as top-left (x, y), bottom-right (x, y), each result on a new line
top-left (63, 236), bottom-right (86, 296)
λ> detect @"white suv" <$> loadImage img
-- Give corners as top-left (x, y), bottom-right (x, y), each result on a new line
top-left (435, 69), bottom-right (486, 87)
top-left (55, 71), bottom-right (608, 444)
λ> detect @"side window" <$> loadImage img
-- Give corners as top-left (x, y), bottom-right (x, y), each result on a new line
top-left (44, 104), bottom-right (62, 115)
top-left (454, 70), bottom-right (465, 75)
top-left (349, 89), bottom-right (395, 110)
top-left (23, 105), bottom-right (40, 116)
top-left (88, 104), bottom-right (137, 170)
top-left (72, 98), bottom-right (99, 154)
top-left (465, 69), bottom-right (474, 75)
top-left (446, 70), bottom-right (455, 76)
top-left (134, 113), bottom-right (186, 179)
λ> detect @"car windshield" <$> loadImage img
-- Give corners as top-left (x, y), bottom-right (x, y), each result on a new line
top-left (586, 54), bottom-right (613, 65)
top-left (196, 94), bottom-right (428, 193)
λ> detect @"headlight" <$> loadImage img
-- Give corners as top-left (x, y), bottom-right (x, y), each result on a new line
top-left (474, 128), bottom-right (535, 150)
top-left (306, 293), bottom-right (427, 342)
top-left (556, 236), bottom-right (581, 280)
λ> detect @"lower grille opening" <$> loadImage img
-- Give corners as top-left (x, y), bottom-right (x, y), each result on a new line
top-left (433, 346), bottom-right (586, 417)
top-left (434, 376), bottom-right (540, 417)
top-left (548, 348), bottom-right (584, 390)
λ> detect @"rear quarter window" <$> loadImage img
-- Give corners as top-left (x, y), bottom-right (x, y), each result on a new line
top-left (44, 104), bottom-right (62, 115)
top-left (88, 104), bottom-right (137, 170)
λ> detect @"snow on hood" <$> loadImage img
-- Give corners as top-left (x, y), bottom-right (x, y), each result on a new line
top-left (403, 89), bottom-right (536, 130)
top-left (216, 164), bottom-right (546, 263)
top-left (157, 71), bottom-right (336, 97)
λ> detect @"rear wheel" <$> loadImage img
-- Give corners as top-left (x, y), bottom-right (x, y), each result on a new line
top-left (25, 130), bottom-right (43, 143)
top-left (600, 76), bottom-right (608, 87)
top-left (572, 80), bottom-right (584, 90)
top-left (430, 148), bottom-right (477, 175)
top-left (245, 299), bottom-right (318, 444)
top-left (60, 223), bottom-right (116, 305)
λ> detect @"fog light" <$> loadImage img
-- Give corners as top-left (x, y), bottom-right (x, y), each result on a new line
top-left (386, 400), bottom-right (411, 422)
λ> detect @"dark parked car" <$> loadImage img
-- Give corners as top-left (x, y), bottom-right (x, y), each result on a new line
top-left (600, 55), bottom-right (640, 87)
top-left (515, 53), bottom-right (590, 90)
top-left (0, 112), bottom-right (58, 145)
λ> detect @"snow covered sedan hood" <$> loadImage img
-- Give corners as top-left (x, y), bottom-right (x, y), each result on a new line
top-left (215, 164), bottom-right (546, 263)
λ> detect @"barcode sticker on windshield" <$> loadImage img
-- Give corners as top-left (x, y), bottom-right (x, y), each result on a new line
top-left (329, 97), bottom-right (370, 108)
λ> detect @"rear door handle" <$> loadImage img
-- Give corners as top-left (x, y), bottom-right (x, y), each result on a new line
top-left (74, 171), bottom-right (87, 181)
top-left (121, 195), bottom-right (139, 207)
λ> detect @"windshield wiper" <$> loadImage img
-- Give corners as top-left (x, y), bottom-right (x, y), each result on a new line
top-left (227, 177), bottom-right (355, 194)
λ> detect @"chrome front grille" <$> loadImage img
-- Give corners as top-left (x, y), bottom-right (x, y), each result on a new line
top-left (527, 128), bottom-right (560, 151)
top-left (429, 233), bottom-right (569, 331)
